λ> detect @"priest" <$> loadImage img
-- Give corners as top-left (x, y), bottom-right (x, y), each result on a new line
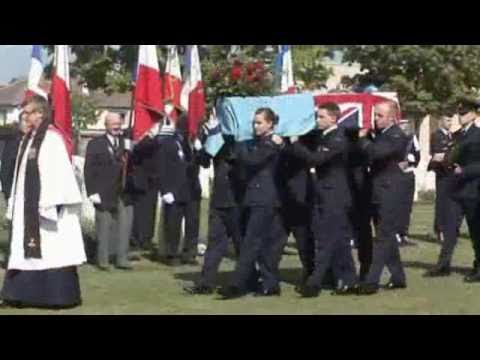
top-left (0, 95), bottom-right (86, 309)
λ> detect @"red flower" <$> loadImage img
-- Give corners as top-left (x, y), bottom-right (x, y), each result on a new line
top-left (230, 64), bottom-right (243, 82)
top-left (254, 61), bottom-right (264, 71)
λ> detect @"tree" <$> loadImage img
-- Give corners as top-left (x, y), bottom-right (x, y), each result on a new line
top-left (341, 45), bottom-right (480, 119)
top-left (292, 45), bottom-right (332, 91)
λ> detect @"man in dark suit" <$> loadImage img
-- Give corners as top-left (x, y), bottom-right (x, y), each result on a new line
top-left (290, 103), bottom-right (357, 298)
top-left (424, 114), bottom-right (463, 277)
top-left (449, 100), bottom-right (480, 282)
top-left (84, 112), bottom-right (136, 271)
top-left (357, 101), bottom-right (410, 295)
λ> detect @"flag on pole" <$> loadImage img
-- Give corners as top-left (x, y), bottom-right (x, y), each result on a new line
top-left (51, 45), bottom-right (73, 158)
top-left (133, 45), bottom-right (164, 141)
top-left (276, 45), bottom-right (296, 94)
top-left (180, 45), bottom-right (205, 138)
top-left (163, 45), bottom-right (182, 117)
top-left (25, 45), bottom-right (48, 100)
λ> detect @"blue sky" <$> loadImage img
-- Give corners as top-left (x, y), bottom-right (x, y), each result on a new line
top-left (0, 45), bottom-right (34, 84)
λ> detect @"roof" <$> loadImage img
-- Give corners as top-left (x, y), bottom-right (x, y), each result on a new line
top-left (0, 79), bottom-right (133, 109)
top-left (0, 80), bottom-right (28, 106)
top-left (89, 90), bottom-right (132, 109)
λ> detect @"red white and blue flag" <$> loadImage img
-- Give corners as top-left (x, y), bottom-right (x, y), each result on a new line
top-left (163, 45), bottom-right (182, 119)
top-left (180, 45), bottom-right (205, 138)
top-left (276, 45), bottom-right (296, 94)
top-left (314, 93), bottom-right (400, 130)
top-left (26, 45), bottom-right (48, 100)
top-left (133, 45), bottom-right (164, 141)
top-left (51, 45), bottom-right (73, 159)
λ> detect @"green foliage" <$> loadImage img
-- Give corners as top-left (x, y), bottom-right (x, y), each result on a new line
top-left (292, 45), bottom-right (332, 90)
top-left (71, 93), bottom-right (98, 132)
top-left (341, 45), bottom-right (480, 118)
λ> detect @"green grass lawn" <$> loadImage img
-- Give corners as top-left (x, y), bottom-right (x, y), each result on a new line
top-left (0, 201), bottom-right (478, 315)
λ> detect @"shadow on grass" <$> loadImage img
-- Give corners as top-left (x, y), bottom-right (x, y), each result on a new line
top-left (403, 260), bottom-right (471, 276)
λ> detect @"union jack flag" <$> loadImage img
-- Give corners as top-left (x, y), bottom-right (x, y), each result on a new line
top-left (314, 93), bottom-right (400, 130)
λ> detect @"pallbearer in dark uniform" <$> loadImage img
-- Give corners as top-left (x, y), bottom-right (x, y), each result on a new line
top-left (277, 134), bottom-right (316, 287)
top-left (424, 114), bottom-right (463, 277)
top-left (218, 108), bottom-right (285, 299)
top-left (345, 128), bottom-right (373, 282)
top-left (156, 114), bottom-right (202, 265)
top-left (84, 112), bottom-right (135, 271)
top-left (396, 120), bottom-right (421, 247)
top-left (184, 112), bottom-right (245, 295)
top-left (448, 100), bottom-right (480, 283)
top-left (289, 103), bottom-right (357, 298)
top-left (357, 101), bottom-right (410, 295)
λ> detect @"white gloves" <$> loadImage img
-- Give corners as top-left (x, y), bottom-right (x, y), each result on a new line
top-left (148, 123), bottom-right (161, 138)
top-left (162, 193), bottom-right (175, 205)
top-left (407, 154), bottom-right (416, 163)
top-left (206, 114), bottom-right (220, 131)
top-left (89, 194), bottom-right (102, 205)
top-left (124, 139), bottom-right (133, 151)
top-left (193, 139), bottom-right (203, 151)
top-left (39, 207), bottom-right (58, 222)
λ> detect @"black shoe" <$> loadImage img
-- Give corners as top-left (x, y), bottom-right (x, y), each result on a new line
top-left (116, 263), bottom-right (133, 271)
top-left (128, 254), bottom-right (142, 262)
top-left (184, 285), bottom-right (215, 295)
top-left (97, 264), bottom-right (111, 272)
top-left (217, 286), bottom-right (247, 300)
top-left (424, 266), bottom-right (451, 278)
top-left (254, 287), bottom-right (281, 297)
top-left (357, 284), bottom-right (379, 296)
top-left (384, 281), bottom-right (407, 290)
top-left (181, 258), bottom-right (199, 266)
top-left (332, 285), bottom-right (358, 296)
top-left (296, 284), bottom-right (321, 298)
top-left (164, 257), bottom-right (180, 267)
top-left (400, 238), bottom-right (417, 248)
top-left (464, 272), bottom-right (480, 283)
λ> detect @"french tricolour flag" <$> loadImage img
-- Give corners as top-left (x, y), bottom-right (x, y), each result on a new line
top-left (25, 45), bottom-right (48, 100)
top-left (277, 45), bottom-right (296, 94)
top-left (180, 45), bottom-right (205, 138)
top-left (51, 45), bottom-right (73, 159)
top-left (133, 45), bottom-right (164, 141)
top-left (163, 45), bottom-right (182, 118)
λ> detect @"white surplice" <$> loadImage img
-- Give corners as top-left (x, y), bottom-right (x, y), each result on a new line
top-left (6, 127), bottom-right (87, 271)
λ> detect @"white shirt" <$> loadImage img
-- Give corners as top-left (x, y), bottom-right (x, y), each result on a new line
top-left (381, 124), bottom-right (394, 134)
top-left (439, 127), bottom-right (451, 137)
top-left (323, 125), bottom-right (338, 137)
top-left (106, 133), bottom-right (119, 148)
top-left (463, 122), bottom-right (474, 134)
